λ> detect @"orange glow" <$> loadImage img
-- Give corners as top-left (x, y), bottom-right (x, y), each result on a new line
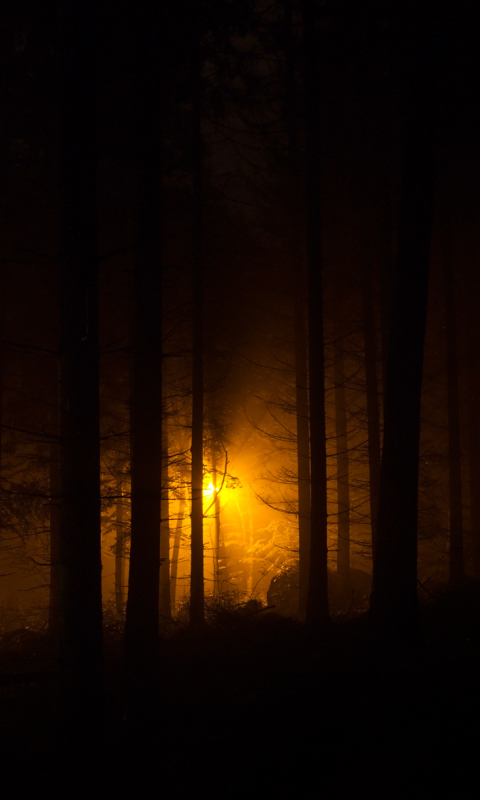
top-left (203, 481), bottom-right (217, 498)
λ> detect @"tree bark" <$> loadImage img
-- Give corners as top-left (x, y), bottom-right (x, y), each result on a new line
top-left (57, 0), bottom-right (103, 728)
top-left (303, 0), bottom-right (330, 627)
top-left (369, 12), bottom-right (437, 641)
top-left (124, 2), bottom-right (163, 714)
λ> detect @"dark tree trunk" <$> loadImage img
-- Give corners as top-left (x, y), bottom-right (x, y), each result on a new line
top-left (295, 299), bottom-right (311, 617)
top-left (48, 435), bottom-right (61, 638)
top-left (334, 339), bottom-right (351, 600)
top-left (190, 16), bottom-right (205, 627)
top-left (57, 0), bottom-right (103, 728)
top-left (369, 14), bottom-right (437, 641)
top-left (114, 475), bottom-right (125, 615)
top-left (464, 265), bottom-right (480, 574)
top-left (124, 2), bottom-right (163, 713)
top-left (360, 252), bottom-right (381, 557)
top-left (303, 0), bottom-right (330, 626)
top-left (211, 443), bottom-right (221, 596)
top-left (170, 485), bottom-right (186, 611)
top-left (442, 204), bottom-right (464, 583)
top-left (159, 445), bottom-right (172, 622)
top-left (284, 0), bottom-right (311, 619)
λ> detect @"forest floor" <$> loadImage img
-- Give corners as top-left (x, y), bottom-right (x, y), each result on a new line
top-left (1, 583), bottom-right (480, 798)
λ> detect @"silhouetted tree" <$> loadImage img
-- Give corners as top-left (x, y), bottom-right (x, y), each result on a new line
top-left (124, 1), bottom-right (163, 713)
top-left (303, 0), bottom-right (330, 626)
top-left (369, 5), bottom-right (437, 641)
top-left (189, 3), bottom-right (206, 626)
top-left (441, 198), bottom-right (464, 583)
top-left (334, 335), bottom-right (351, 600)
top-left (360, 245), bottom-right (381, 557)
top-left (57, 0), bottom-right (103, 726)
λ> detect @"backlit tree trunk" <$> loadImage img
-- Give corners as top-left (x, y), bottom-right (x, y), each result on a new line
top-left (114, 475), bottom-right (125, 615)
top-left (369, 12), bottom-right (437, 640)
top-left (190, 13), bottom-right (205, 626)
top-left (48, 434), bottom-right (61, 638)
top-left (211, 443), bottom-right (221, 595)
top-left (360, 251), bottom-right (381, 557)
top-left (170, 486), bottom-right (187, 611)
top-left (57, 0), bottom-right (103, 726)
top-left (124, 2), bottom-right (163, 713)
top-left (284, 0), bottom-right (311, 619)
top-left (295, 299), bottom-right (311, 617)
top-left (303, 0), bottom-right (330, 626)
top-left (334, 339), bottom-right (351, 601)
top-left (159, 443), bottom-right (172, 622)
top-left (464, 264), bottom-right (480, 575)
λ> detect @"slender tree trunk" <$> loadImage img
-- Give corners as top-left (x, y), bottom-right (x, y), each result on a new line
top-left (303, 0), bottom-right (330, 627)
top-left (57, 0), bottom-right (103, 728)
top-left (114, 476), bottom-right (125, 615)
top-left (466, 291), bottom-right (480, 577)
top-left (211, 445), bottom-right (221, 596)
top-left (0, 316), bottom-right (3, 535)
top-left (48, 434), bottom-right (61, 638)
top-left (124, 2), bottom-right (163, 713)
top-left (334, 339), bottom-right (351, 600)
top-left (159, 444), bottom-right (172, 621)
top-left (442, 203), bottom-right (464, 583)
top-left (190, 16), bottom-right (205, 626)
top-left (369, 13), bottom-right (437, 641)
top-left (170, 486), bottom-right (186, 611)
top-left (295, 299), bottom-right (311, 618)
top-left (360, 252), bottom-right (381, 558)
top-left (284, 0), bottom-right (311, 619)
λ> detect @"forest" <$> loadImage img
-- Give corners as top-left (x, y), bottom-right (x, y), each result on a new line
top-left (1, 0), bottom-right (479, 795)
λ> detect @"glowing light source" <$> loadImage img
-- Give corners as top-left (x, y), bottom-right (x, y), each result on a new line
top-left (203, 481), bottom-right (217, 498)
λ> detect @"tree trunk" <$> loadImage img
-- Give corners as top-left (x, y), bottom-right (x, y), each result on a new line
top-left (334, 339), bottom-right (351, 601)
top-left (159, 444), bottom-right (172, 622)
top-left (284, 0), bottom-right (311, 619)
top-left (211, 444), bottom-right (221, 596)
top-left (360, 252), bottom-right (381, 558)
top-left (48, 435), bottom-right (61, 638)
top-left (465, 287), bottom-right (480, 577)
top-left (57, 0), bottom-right (103, 728)
top-left (442, 203), bottom-right (464, 583)
top-left (190, 16), bottom-right (205, 626)
top-left (114, 476), bottom-right (125, 615)
top-left (170, 486), bottom-right (186, 611)
top-left (369, 13), bottom-right (437, 641)
top-left (303, 0), bottom-right (330, 627)
top-left (295, 299), bottom-right (311, 618)
top-left (124, 2), bottom-right (163, 714)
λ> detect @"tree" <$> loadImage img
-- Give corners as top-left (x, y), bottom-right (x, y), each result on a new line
top-left (57, 0), bottom-right (103, 727)
top-left (334, 333), bottom-right (351, 601)
top-left (441, 198), bottom-right (464, 583)
top-left (303, 0), bottom-right (330, 627)
top-left (189, 3), bottom-right (206, 626)
top-left (124, 1), bottom-right (164, 713)
top-left (369, 5), bottom-right (437, 641)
